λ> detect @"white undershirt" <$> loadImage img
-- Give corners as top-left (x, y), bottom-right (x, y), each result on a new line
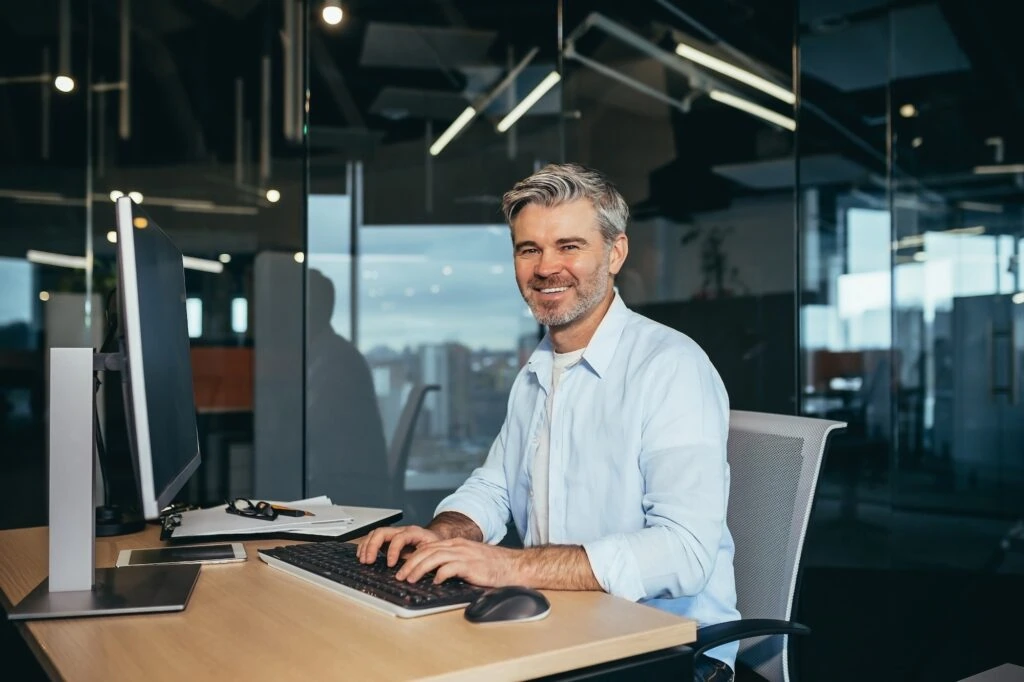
top-left (529, 347), bottom-right (586, 545)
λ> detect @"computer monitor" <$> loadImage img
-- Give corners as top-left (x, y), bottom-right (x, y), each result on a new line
top-left (114, 197), bottom-right (202, 519)
top-left (9, 197), bottom-right (203, 620)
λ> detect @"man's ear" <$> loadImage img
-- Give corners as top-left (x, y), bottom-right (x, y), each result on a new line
top-left (608, 233), bottom-right (628, 276)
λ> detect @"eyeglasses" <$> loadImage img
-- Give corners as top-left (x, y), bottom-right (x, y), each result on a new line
top-left (225, 497), bottom-right (279, 521)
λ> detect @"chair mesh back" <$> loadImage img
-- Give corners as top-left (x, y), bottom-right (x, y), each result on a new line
top-left (729, 431), bottom-right (803, 622)
top-left (727, 411), bottom-right (845, 682)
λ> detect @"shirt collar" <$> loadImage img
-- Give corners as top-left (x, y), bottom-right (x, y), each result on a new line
top-left (525, 291), bottom-right (630, 382)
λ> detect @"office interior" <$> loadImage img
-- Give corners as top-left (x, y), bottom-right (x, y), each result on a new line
top-left (1, 0), bottom-right (1023, 679)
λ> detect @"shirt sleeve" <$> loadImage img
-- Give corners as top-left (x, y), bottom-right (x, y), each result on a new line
top-left (583, 350), bottom-right (730, 601)
top-left (434, 395), bottom-right (515, 545)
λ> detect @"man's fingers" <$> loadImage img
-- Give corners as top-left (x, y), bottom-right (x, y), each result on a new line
top-left (395, 545), bottom-right (445, 582)
top-left (398, 545), bottom-right (465, 583)
top-left (357, 527), bottom-right (398, 563)
top-left (431, 560), bottom-right (465, 585)
top-left (385, 531), bottom-right (418, 567)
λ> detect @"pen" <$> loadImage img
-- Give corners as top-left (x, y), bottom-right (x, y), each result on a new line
top-left (269, 505), bottom-right (315, 517)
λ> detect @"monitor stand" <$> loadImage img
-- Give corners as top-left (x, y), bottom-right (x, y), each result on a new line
top-left (96, 504), bottom-right (145, 537)
top-left (8, 348), bottom-right (199, 620)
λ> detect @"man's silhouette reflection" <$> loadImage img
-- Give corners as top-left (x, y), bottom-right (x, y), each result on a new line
top-left (305, 268), bottom-right (391, 507)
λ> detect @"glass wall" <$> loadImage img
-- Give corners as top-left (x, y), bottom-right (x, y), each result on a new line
top-left (3, 1), bottom-right (1022, 677)
top-left (798, 1), bottom-right (1024, 678)
top-left (0, 1), bottom-right (306, 529)
top-left (304, 1), bottom-right (561, 524)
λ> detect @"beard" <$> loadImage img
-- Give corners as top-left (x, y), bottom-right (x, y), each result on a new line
top-left (522, 259), bottom-right (611, 328)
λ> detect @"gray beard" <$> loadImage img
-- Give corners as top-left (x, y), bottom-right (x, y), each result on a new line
top-left (528, 273), bottom-right (609, 328)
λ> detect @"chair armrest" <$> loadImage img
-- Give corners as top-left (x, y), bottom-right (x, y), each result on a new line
top-left (693, 619), bottom-right (811, 658)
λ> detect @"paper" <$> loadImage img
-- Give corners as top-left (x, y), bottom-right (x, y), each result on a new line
top-left (172, 497), bottom-right (355, 538)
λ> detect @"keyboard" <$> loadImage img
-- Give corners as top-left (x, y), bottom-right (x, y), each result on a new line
top-left (257, 541), bottom-right (485, 618)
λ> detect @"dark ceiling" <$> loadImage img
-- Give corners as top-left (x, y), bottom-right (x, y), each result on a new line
top-left (1, 0), bottom-right (1023, 259)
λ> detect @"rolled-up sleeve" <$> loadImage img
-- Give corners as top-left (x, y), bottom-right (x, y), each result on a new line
top-left (434, 417), bottom-right (513, 545)
top-left (586, 352), bottom-right (729, 601)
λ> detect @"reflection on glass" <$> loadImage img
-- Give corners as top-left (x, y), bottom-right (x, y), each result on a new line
top-left (231, 298), bottom-right (248, 334)
top-left (185, 298), bottom-right (202, 339)
top-left (304, 268), bottom-right (391, 506)
top-left (314, 224), bottom-right (536, 480)
top-left (0, 258), bottom-right (33, 348)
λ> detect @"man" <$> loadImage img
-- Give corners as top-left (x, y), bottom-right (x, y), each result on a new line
top-left (358, 163), bottom-right (739, 681)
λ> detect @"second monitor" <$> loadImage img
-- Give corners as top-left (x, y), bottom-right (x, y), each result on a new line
top-left (9, 197), bottom-right (206, 620)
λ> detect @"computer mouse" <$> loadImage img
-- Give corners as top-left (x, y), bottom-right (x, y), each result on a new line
top-left (463, 586), bottom-right (551, 624)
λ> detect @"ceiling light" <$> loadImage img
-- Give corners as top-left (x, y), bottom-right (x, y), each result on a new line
top-left (106, 231), bottom-right (117, 243)
top-left (26, 250), bottom-right (88, 270)
top-left (294, 252), bottom-right (305, 264)
top-left (132, 217), bottom-right (148, 228)
top-left (321, 1), bottom-right (343, 25)
top-left (958, 201), bottom-right (1003, 214)
top-left (54, 75), bottom-right (75, 93)
top-left (497, 71), bottom-right (561, 133)
top-left (674, 42), bottom-right (794, 105)
top-left (708, 90), bottom-right (796, 131)
top-left (430, 106), bottom-right (477, 156)
top-left (265, 188), bottom-right (281, 203)
top-left (128, 191), bottom-right (144, 204)
top-left (109, 190), bottom-right (124, 202)
top-left (219, 253), bottom-right (232, 264)
top-left (911, 137), bottom-right (923, 148)
top-left (973, 164), bottom-right (1024, 175)
top-left (899, 103), bottom-right (917, 118)
top-left (181, 256), bottom-right (224, 274)
top-left (39, 291), bottom-right (50, 302)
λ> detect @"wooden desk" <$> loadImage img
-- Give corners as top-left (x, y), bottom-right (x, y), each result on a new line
top-left (0, 527), bottom-right (696, 681)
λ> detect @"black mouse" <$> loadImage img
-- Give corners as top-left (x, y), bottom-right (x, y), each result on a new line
top-left (463, 586), bottom-right (551, 624)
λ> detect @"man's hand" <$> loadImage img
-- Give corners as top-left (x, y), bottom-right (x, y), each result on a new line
top-left (356, 525), bottom-right (442, 567)
top-left (395, 538), bottom-right (521, 587)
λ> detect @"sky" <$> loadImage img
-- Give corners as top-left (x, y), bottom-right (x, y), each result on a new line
top-left (0, 257), bottom-right (32, 327)
top-left (308, 195), bottom-right (538, 352)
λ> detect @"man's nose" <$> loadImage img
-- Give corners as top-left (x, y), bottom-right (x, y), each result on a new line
top-left (535, 249), bottom-right (562, 277)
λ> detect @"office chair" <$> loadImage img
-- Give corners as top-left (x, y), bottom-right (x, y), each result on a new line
top-left (690, 410), bottom-right (846, 682)
top-left (387, 383), bottom-right (441, 511)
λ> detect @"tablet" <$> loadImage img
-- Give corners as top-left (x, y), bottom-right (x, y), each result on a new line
top-left (116, 543), bottom-right (246, 567)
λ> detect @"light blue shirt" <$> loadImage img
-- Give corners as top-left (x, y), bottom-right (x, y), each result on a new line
top-left (436, 293), bottom-right (740, 667)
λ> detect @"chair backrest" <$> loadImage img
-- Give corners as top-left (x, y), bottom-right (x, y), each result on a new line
top-left (387, 384), bottom-right (441, 507)
top-left (727, 410), bottom-right (845, 682)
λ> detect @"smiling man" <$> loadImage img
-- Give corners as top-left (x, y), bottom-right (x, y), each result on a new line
top-left (358, 163), bottom-right (739, 681)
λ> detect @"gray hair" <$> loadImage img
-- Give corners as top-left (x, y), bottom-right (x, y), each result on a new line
top-left (501, 163), bottom-right (629, 244)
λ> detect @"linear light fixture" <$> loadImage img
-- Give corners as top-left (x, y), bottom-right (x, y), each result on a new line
top-left (181, 256), bottom-right (225, 274)
top-left (973, 164), bottom-right (1024, 175)
top-left (958, 200), bottom-right (1003, 213)
top-left (496, 71), bottom-right (561, 133)
top-left (709, 90), bottom-right (796, 131)
top-left (676, 41), bottom-right (794, 105)
top-left (429, 106), bottom-right (477, 157)
top-left (26, 250), bottom-right (88, 269)
top-left (428, 48), bottom-right (541, 156)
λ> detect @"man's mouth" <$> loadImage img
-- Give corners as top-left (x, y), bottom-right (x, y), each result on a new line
top-left (538, 286), bottom-right (569, 294)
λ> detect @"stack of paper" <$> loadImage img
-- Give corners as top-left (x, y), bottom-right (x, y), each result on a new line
top-left (172, 496), bottom-right (356, 539)
top-left (166, 497), bottom-right (403, 542)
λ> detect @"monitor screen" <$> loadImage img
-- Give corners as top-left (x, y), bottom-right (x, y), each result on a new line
top-left (115, 198), bottom-right (201, 519)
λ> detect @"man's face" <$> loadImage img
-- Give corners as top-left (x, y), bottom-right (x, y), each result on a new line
top-left (511, 200), bottom-right (626, 329)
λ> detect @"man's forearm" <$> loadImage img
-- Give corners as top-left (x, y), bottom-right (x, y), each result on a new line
top-left (427, 511), bottom-right (484, 542)
top-left (516, 545), bottom-right (602, 591)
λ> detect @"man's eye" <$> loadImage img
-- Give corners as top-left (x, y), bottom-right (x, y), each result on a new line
top-left (561, 244), bottom-right (579, 250)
